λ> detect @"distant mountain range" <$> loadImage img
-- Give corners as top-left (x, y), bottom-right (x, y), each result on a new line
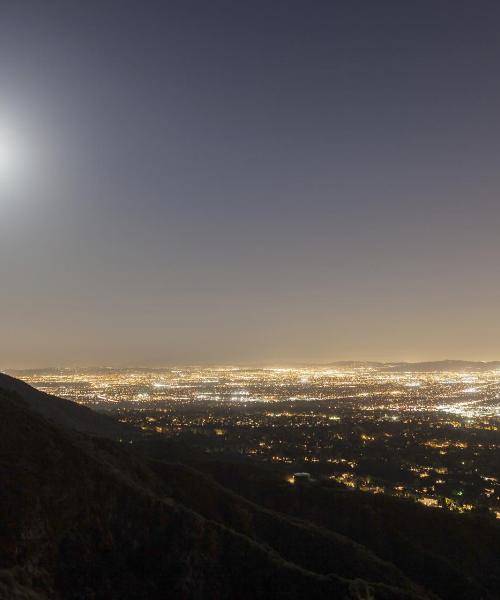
top-left (7, 360), bottom-right (500, 375)
top-left (326, 360), bottom-right (500, 372)
top-left (1, 373), bottom-right (499, 599)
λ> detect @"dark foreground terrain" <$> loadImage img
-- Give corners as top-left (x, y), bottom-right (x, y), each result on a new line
top-left (0, 373), bottom-right (499, 600)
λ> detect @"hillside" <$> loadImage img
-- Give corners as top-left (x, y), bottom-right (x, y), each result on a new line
top-left (0, 373), bottom-right (131, 438)
top-left (181, 457), bottom-right (500, 600)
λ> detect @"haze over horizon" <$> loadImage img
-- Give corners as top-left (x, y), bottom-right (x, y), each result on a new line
top-left (2, 1), bottom-right (500, 367)
top-left (5, 358), bottom-right (500, 373)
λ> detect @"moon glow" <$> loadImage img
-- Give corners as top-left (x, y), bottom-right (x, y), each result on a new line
top-left (0, 130), bottom-right (19, 182)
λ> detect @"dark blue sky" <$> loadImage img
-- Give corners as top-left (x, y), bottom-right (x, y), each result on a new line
top-left (1, 1), bottom-right (500, 367)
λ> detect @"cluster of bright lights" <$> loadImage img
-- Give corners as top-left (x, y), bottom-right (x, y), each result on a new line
top-left (10, 365), bottom-right (500, 518)
top-left (12, 365), bottom-right (500, 418)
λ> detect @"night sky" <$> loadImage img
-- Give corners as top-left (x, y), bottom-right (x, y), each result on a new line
top-left (1, 1), bottom-right (500, 367)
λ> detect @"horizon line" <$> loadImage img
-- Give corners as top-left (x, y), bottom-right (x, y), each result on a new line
top-left (4, 358), bottom-right (500, 372)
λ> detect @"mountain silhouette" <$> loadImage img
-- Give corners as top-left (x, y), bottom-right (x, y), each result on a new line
top-left (0, 372), bottom-right (131, 438)
top-left (324, 360), bottom-right (500, 372)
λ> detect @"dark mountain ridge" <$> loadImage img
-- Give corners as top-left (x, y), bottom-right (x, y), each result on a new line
top-left (0, 372), bottom-right (131, 438)
top-left (183, 457), bottom-right (500, 600)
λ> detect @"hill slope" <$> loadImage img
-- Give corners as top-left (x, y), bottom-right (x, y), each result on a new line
top-left (0, 372), bottom-right (131, 438)
top-left (141, 442), bottom-right (500, 600)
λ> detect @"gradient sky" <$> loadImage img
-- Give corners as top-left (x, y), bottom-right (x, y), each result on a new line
top-left (1, 1), bottom-right (500, 368)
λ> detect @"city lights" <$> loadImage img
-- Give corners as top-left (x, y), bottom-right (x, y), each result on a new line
top-left (13, 364), bottom-right (500, 519)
